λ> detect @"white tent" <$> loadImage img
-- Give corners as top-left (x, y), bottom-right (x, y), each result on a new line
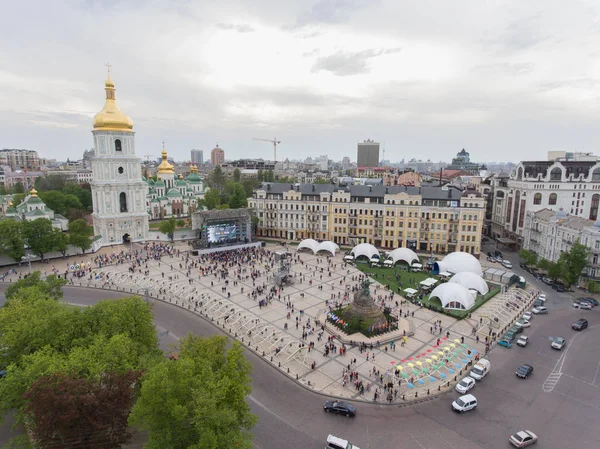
top-left (297, 239), bottom-right (319, 253)
top-left (411, 263), bottom-right (423, 271)
top-left (387, 248), bottom-right (419, 265)
top-left (449, 272), bottom-right (489, 295)
top-left (350, 243), bottom-right (380, 260)
top-left (383, 260), bottom-right (394, 267)
top-left (403, 288), bottom-right (418, 297)
top-left (429, 283), bottom-right (476, 310)
top-left (434, 252), bottom-right (483, 276)
top-left (315, 241), bottom-right (339, 256)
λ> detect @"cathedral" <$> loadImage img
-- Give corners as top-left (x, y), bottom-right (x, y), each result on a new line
top-left (145, 147), bottom-right (206, 219)
top-left (90, 70), bottom-right (149, 245)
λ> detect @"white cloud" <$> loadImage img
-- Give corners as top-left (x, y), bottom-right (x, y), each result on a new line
top-left (1, 0), bottom-right (600, 163)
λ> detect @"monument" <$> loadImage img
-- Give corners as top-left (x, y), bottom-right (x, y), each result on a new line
top-left (342, 279), bottom-right (387, 328)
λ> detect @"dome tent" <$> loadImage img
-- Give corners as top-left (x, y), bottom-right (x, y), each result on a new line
top-left (433, 252), bottom-right (482, 276)
top-left (297, 239), bottom-right (319, 254)
top-left (315, 241), bottom-right (339, 256)
top-left (449, 272), bottom-right (489, 295)
top-left (387, 248), bottom-right (419, 265)
top-left (350, 243), bottom-right (380, 260)
top-left (429, 283), bottom-right (475, 310)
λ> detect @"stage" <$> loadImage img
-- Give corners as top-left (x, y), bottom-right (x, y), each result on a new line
top-left (192, 242), bottom-right (262, 256)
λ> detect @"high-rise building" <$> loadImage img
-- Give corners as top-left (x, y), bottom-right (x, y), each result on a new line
top-left (191, 149), bottom-right (203, 165)
top-left (341, 157), bottom-right (351, 171)
top-left (357, 139), bottom-right (380, 167)
top-left (211, 145), bottom-right (225, 166)
top-left (90, 70), bottom-right (149, 246)
top-left (0, 149), bottom-right (40, 171)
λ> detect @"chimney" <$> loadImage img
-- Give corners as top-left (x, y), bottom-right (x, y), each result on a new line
top-left (290, 184), bottom-right (293, 190)
top-left (418, 187), bottom-right (421, 194)
top-left (312, 185), bottom-right (315, 192)
top-left (369, 185), bottom-right (372, 192)
top-left (448, 188), bottom-right (452, 198)
top-left (385, 187), bottom-right (388, 194)
top-left (439, 169), bottom-right (443, 186)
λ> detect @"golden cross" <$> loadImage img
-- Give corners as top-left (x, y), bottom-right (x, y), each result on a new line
top-left (105, 62), bottom-right (111, 75)
top-left (162, 140), bottom-right (165, 149)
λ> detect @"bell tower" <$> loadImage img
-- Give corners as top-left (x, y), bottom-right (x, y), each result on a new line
top-left (90, 67), bottom-right (149, 246)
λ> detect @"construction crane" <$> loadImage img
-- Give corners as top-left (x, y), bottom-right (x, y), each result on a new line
top-left (143, 153), bottom-right (153, 162)
top-left (253, 137), bottom-right (281, 163)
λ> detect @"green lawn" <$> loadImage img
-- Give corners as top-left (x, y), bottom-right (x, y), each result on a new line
top-left (356, 262), bottom-right (501, 319)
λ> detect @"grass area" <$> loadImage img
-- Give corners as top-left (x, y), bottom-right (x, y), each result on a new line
top-left (328, 306), bottom-right (398, 337)
top-left (356, 261), bottom-right (501, 319)
top-left (148, 219), bottom-right (191, 230)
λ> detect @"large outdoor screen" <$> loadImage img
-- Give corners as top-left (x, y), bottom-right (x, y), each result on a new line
top-left (206, 223), bottom-right (238, 243)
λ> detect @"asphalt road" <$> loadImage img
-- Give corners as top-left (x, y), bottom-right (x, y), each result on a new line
top-left (1, 282), bottom-right (599, 449)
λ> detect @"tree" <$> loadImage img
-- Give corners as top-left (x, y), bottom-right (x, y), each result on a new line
top-left (158, 217), bottom-right (177, 241)
top-left (207, 165), bottom-right (225, 189)
top-left (537, 258), bottom-right (550, 271)
top-left (23, 218), bottom-right (57, 261)
top-left (68, 218), bottom-right (94, 253)
top-left (11, 192), bottom-right (26, 206)
top-left (264, 170), bottom-right (275, 182)
top-left (547, 260), bottom-right (564, 281)
top-left (35, 175), bottom-right (67, 192)
top-left (560, 240), bottom-right (590, 286)
top-left (257, 169), bottom-right (264, 182)
top-left (314, 178), bottom-right (330, 184)
top-left (0, 220), bottom-right (25, 262)
top-left (23, 370), bottom-right (141, 449)
top-left (233, 168), bottom-right (241, 183)
top-left (53, 228), bottom-right (68, 257)
top-left (229, 183), bottom-right (248, 209)
top-left (12, 181), bottom-right (25, 194)
top-left (38, 190), bottom-right (82, 217)
top-left (129, 335), bottom-right (258, 449)
top-left (204, 188), bottom-right (221, 210)
top-left (5, 271), bottom-right (67, 301)
top-left (176, 219), bottom-right (185, 228)
top-left (63, 184), bottom-right (93, 210)
top-left (519, 249), bottom-right (538, 266)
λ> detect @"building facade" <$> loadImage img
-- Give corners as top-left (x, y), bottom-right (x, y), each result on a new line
top-left (249, 183), bottom-right (485, 255)
top-left (491, 160), bottom-right (600, 246)
top-left (90, 70), bottom-right (149, 246)
top-left (357, 140), bottom-right (380, 168)
top-left (0, 149), bottom-right (40, 171)
top-left (446, 149), bottom-right (482, 175)
top-left (523, 208), bottom-right (600, 281)
top-left (191, 149), bottom-right (204, 165)
top-left (211, 146), bottom-right (225, 166)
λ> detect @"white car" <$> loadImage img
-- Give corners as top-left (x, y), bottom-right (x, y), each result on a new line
top-left (515, 319), bottom-right (530, 329)
top-left (516, 336), bottom-right (529, 347)
top-left (502, 260), bottom-right (513, 268)
top-left (522, 311), bottom-right (533, 321)
top-left (537, 294), bottom-right (546, 303)
top-left (532, 306), bottom-right (548, 315)
top-left (579, 302), bottom-right (592, 310)
top-left (455, 376), bottom-right (476, 394)
top-left (327, 435), bottom-right (360, 449)
top-left (551, 337), bottom-right (566, 350)
top-left (509, 430), bottom-right (538, 447)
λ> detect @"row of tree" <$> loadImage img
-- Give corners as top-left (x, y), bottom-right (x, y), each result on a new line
top-left (0, 275), bottom-right (257, 449)
top-left (519, 241), bottom-right (590, 287)
top-left (0, 217), bottom-right (93, 262)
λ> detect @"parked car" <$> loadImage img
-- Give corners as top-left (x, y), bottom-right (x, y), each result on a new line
top-left (451, 394), bottom-right (478, 413)
top-left (581, 297), bottom-right (599, 306)
top-left (498, 339), bottom-right (513, 348)
top-left (455, 376), bottom-right (476, 394)
top-left (522, 311), bottom-right (533, 321)
top-left (572, 318), bottom-right (588, 331)
top-left (532, 306), bottom-right (548, 315)
top-left (515, 319), bottom-right (531, 329)
top-left (502, 260), bottom-right (513, 269)
top-left (537, 294), bottom-right (547, 303)
top-left (533, 300), bottom-right (544, 308)
top-left (516, 364), bottom-right (534, 379)
top-left (509, 430), bottom-right (538, 447)
top-left (519, 263), bottom-right (528, 270)
top-left (579, 302), bottom-right (592, 310)
top-left (551, 337), bottom-right (566, 350)
top-left (552, 283), bottom-right (565, 292)
top-left (327, 435), bottom-right (360, 449)
top-left (487, 256), bottom-right (497, 263)
top-left (516, 335), bottom-right (529, 347)
top-left (495, 256), bottom-right (504, 263)
top-left (542, 277), bottom-right (553, 285)
top-left (323, 400), bottom-right (356, 417)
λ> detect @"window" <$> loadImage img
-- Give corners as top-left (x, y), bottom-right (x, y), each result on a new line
top-left (119, 192), bottom-right (128, 212)
top-left (533, 193), bottom-right (542, 205)
top-left (550, 167), bottom-right (562, 181)
top-left (590, 194), bottom-right (600, 221)
top-left (115, 139), bottom-right (122, 152)
top-left (549, 193), bottom-right (557, 205)
top-left (593, 168), bottom-right (600, 181)
top-left (118, 166), bottom-right (124, 174)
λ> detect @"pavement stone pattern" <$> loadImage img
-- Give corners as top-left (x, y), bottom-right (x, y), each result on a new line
top-left (3, 242), bottom-right (538, 404)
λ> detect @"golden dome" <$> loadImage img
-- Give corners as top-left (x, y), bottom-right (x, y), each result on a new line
top-left (30, 187), bottom-right (38, 197)
top-left (157, 147), bottom-right (175, 174)
top-left (93, 69), bottom-right (133, 132)
top-left (190, 165), bottom-right (198, 174)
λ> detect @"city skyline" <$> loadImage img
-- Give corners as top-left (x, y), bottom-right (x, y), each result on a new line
top-left (2, 1), bottom-right (600, 163)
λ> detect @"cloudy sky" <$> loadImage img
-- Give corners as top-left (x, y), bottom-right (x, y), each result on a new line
top-left (2, 0), bottom-right (600, 164)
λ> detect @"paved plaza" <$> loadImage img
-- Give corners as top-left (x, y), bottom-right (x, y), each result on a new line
top-left (4, 241), bottom-right (537, 403)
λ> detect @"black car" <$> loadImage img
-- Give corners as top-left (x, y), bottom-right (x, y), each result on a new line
top-left (579, 297), bottom-right (599, 306)
top-left (516, 364), bottom-right (534, 379)
top-left (572, 318), bottom-right (588, 331)
top-left (324, 400), bottom-right (356, 417)
top-left (552, 283), bottom-right (565, 292)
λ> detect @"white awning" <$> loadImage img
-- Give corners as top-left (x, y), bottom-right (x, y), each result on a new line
top-left (404, 288), bottom-right (418, 296)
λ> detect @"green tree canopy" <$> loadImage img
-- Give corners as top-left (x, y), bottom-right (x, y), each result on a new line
top-left (12, 181), bottom-right (25, 194)
top-left (68, 218), bottom-right (94, 253)
top-left (0, 220), bottom-right (25, 262)
top-left (264, 170), bottom-right (275, 182)
top-left (229, 183), bottom-right (249, 209)
top-left (560, 240), bottom-right (590, 286)
top-left (38, 190), bottom-right (82, 217)
top-left (204, 188), bottom-right (221, 210)
top-left (519, 249), bottom-right (538, 266)
top-left (547, 260), bottom-right (564, 281)
top-left (129, 335), bottom-right (257, 449)
top-left (63, 184), bottom-right (93, 210)
top-left (233, 168), bottom-right (241, 183)
top-left (4, 271), bottom-right (66, 302)
top-left (11, 192), bottom-right (26, 206)
top-left (537, 258), bottom-right (550, 271)
top-left (158, 217), bottom-right (177, 241)
top-left (35, 175), bottom-right (67, 192)
top-left (23, 218), bottom-right (58, 260)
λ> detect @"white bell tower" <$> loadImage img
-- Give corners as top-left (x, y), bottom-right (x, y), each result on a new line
top-left (90, 66), bottom-right (149, 246)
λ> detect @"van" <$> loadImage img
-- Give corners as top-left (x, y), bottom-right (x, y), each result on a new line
top-left (326, 434), bottom-right (360, 449)
top-left (469, 358), bottom-right (491, 381)
top-left (451, 394), bottom-right (478, 413)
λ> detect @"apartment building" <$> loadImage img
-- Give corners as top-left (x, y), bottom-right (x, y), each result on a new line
top-left (491, 160), bottom-right (600, 246)
top-left (523, 208), bottom-right (600, 281)
top-left (249, 183), bottom-right (486, 255)
top-left (0, 149), bottom-right (40, 170)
